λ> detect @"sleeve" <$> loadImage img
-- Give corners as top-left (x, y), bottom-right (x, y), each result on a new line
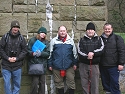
top-left (93, 37), bottom-right (104, 57)
top-left (16, 36), bottom-right (28, 61)
top-left (77, 38), bottom-right (88, 57)
top-left (40, 40), bottom-right (50, 58)
top-left (27, 38), bottom-right (35, 57)
top-left (116, 35), bottom-right (125, 65)
top-left (0, 34), bottom-right (9, 61)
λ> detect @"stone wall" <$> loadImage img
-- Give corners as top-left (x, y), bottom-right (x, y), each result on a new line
top-left (0, 0), bottom-right (107, 94)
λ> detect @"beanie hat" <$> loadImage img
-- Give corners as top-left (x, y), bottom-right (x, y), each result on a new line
top-left (86, 22), bottom-right (95, 31)
top-left (11, 20), bottom-right (20, 28)
top-left (37, 27), bottom-right (47, 34)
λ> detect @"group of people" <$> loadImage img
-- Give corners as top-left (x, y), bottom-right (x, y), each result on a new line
top-left (0, 20), bottom-right (124, 94)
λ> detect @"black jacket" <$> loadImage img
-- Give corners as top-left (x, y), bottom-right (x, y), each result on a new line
top-left (100, 33), bottom-right (125, 67)
top-left (78, 33), bottom-right (104, 65)
top-left (0, 30), bottom-right (27, 71)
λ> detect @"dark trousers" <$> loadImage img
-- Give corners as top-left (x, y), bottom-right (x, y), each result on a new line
top-left (100, 66), bottom-right (121, 94)
top-left (30, 75), bottom-right (45, 94)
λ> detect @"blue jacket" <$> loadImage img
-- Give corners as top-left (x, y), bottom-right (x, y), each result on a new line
top-left (48, 34), bottom-right (78, 70)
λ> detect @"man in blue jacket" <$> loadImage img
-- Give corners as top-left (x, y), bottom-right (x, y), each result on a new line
top-left (48, 25), bottom-right (78, 94)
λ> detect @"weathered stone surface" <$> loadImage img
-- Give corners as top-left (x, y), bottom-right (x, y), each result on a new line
top-left (13, 5), bottom-right (35, 13)
top-left (0, 78), bottom-right (4, 94)
top-left (13, 0), bottom-right (28, 5)
top-left (76, 0), bottom-right (105, 6)
top-left (27, 13), bottom-right (46, 33)
top-left (0, 0), bottom-right (12, 13)
top-left (59, 6), bottom-right (75, 21)
top-left (77, 6), bottom-right (107, 21)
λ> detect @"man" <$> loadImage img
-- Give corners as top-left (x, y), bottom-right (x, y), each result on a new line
top-left (48, 25), bottom-right (78, 94)
top-left (77, 22), bottom-right (104, 94)
top-left (0, 20), bottom-right (27, 94)
top-left (100, 23), bottom-right (125, 94)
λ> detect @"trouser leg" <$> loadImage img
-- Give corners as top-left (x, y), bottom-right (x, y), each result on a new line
top-left (30, 75), bottom-right (39, 94)
top-left (2, 69), bottom-right (12, 94)
top-left (58, 88), bottom-right (64, 94)
top-left (69, 89), bottom-right (74, 94)
top-left (12, 68), bottom-right (22, 94)
top-left (39, 75), bottom-right (45, 94)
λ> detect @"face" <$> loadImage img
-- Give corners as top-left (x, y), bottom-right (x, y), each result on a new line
top-left (39, 33), bottom-right (46, 38)
top-left (103, 24), bottom-right (113, 37)
top-left (58, 26), bottom-right (67, 38)
top-left (86, 29), bottom-right (95, 38)
top-left (11, 27), bottom-right (20, 35)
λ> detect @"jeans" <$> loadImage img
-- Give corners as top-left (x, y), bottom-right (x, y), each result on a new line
top-left (100, 66), bottom-right (120, 94)
top-left (2, 68), bottom-right (22, 94)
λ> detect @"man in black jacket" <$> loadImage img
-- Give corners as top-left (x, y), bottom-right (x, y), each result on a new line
top-left (0, 20), bottom-right (27, 94)
top-left (100, 23), bottom-right (125, 94)
top-left (78, 22), bottom-right (104, 94)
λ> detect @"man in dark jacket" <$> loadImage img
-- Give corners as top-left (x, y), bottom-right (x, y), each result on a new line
top-left (77, 22), bottom-right (104, 94)
top-left (0, 20), bottom-right (27, 94)
top-left (100, 23), bottom-right (125, 94)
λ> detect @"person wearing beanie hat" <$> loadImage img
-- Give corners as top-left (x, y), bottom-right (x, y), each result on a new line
top-left (27, 26), bottom-right (50, 94)
top-left (11, 20), bottom-right (20, 28)
top-left (0, 20), bottom-right (27, 94)
top-left (77, 22), bottom-right (104, 94)
top-left (37, 27), bottom-right (47, 34)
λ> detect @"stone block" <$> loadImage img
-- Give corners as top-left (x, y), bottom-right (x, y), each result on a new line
top-left (0, 0), bottom-right (12, 13)
top-left (13, 0), bottom-right (28, 5)
top-left (77, 6), bottom-right (107, 21)
top-left (59, 6), bottom-right (75, 21)
top-left (27, 13), bottom-right (45, 33)
top-left (13, 5), bottom-right (35, 13)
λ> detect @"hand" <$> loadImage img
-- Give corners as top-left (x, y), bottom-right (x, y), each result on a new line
top-left (49, 67), bottom-right (53, 71)
top-left (118, 65), bottom-right (124, 71)
top-left (8, 57), bottom-right (16, 63)
top-left (73, 65), bottom-right (77, 70)
top-left (33, 50), bottom-right (41, 57)
top-left (87, 52), bottom-right (94, 59)
top-left (36, 50), bottom-right (41, 57)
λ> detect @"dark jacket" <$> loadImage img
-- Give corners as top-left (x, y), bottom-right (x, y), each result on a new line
top-left (100, 33), bottom-right (125, 67)
top-left (78, 33), bottom-right (104, 65)
top-left (0, 30), bottom-right (27, 71)
top-left (27, 37), bottom-right (50, 73)
top-left (48, 34), bottom-right (78, 70)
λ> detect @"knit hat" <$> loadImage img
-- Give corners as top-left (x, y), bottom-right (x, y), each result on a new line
top-left (86, 22), bottom-right (95, 31)
top-left (11, 20), bottom-right (20, 28)
top-left (37, 27), bottom-right (47, 34)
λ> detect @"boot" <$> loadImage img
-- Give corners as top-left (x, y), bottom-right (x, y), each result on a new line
top-left (69, 89), bottom-right (74, 94)
top-left (58, 88), bottom-right (64, 94)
